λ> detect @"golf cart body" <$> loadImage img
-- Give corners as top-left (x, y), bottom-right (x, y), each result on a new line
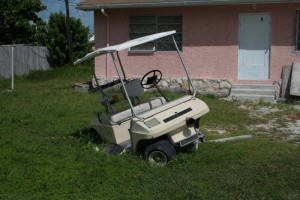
top-left (74, 30), bottom-right (209, 163)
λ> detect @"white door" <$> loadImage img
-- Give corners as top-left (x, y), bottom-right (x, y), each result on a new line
top-left (238, 14), bottom-right (271, 80)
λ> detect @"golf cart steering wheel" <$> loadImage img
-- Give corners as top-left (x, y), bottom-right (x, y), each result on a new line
top-left (141, 70), bottom-right (162, 89)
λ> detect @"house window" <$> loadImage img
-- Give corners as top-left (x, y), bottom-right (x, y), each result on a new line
top-left (296, 11), bottom-right (300, 51)
top-left (129, 15), bottom-right (182, 51)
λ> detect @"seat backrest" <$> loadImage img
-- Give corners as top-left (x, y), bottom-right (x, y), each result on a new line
top-left (100, 97), bottom-right (166, 124)
top-left (123, 79), bottom-right (144, 98)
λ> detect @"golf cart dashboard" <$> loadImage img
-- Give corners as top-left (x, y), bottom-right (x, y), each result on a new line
top-left (144, 118), bottom-right (161, 128)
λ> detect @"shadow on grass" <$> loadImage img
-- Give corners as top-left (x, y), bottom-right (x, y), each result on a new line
top-left (72, 127), bottom-right (103, 144)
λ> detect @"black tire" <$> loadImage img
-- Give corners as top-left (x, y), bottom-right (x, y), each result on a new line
top-left (144, 140), bottom-right (176, 165)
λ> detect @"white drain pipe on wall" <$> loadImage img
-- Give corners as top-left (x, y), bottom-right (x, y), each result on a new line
top-left (101, 8), bottom-right (110, 78)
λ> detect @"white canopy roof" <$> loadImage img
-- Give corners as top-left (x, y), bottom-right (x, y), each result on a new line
top-left (74, 30), bottom-right (176, 65)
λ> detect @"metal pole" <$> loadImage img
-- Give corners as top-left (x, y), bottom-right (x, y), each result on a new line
top-left (110, 52), bottom-right (137, 118)
top-left (116, 52), bottom-right (126, 80)
top-left (172, 36), bottom-right (196, 97)
top-left (11, 45), bottom-right (14, 90)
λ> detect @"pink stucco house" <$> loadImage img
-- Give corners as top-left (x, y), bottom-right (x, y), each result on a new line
top-left (77, 0), bottom-right (300, 100)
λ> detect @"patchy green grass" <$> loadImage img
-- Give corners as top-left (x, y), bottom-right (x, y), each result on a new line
top-left (0, 66), bottom-right (299, 199)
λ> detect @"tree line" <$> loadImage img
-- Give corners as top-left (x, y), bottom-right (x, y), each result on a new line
top-left (0, 0), bottom-right (92, 67)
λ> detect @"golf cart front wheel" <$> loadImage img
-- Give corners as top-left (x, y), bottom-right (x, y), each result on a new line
top-left (144, 140), bottom-right (176, 165)
top-left (148, 151), bottom-right (168, 165)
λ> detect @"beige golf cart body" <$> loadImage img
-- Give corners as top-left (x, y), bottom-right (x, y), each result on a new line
top-left (74, 30), bottom-right (209, 162)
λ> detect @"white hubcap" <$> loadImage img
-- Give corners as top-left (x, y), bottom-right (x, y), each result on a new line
top-left (148, 151), bottom-right (168, 166)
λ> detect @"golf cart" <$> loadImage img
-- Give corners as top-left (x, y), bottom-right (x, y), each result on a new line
top-left (74, 30), bottom-right (209, 165)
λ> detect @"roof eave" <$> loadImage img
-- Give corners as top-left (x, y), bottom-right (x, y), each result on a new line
top-left (76, 0), bottom-right (300, 11)
top-left (76, 1), bottom-right (188, 10)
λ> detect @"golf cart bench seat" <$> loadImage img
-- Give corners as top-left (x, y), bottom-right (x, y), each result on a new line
top-left (100, 97), bottom-right (166, 124)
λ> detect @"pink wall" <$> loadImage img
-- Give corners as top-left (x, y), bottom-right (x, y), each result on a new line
top-left (94, 3), bottom-right (300, 84)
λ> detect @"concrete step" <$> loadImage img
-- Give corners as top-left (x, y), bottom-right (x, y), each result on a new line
top-left (74, 83), bottom-right (90, 93)
top-left (231, 88), bottom-right (275, 96)
top-left (231, 84), bottom-right (274, 90)
top-left (229, 94), bottom-right (275, 102)
top-left (229, 84), bottom-right (275, 102)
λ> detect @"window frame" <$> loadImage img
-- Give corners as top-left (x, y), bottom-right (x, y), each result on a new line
top-left (128, 15), bottom-right (183, 53)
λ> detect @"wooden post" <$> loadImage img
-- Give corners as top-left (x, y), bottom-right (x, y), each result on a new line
top-left (280, 65), bottom-right (292, 99)
top-left (65, 0), bottom-right (73, 65)
top-left (290, 62), bottom-right (300, 96)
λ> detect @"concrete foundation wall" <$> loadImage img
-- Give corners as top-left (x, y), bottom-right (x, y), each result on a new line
top-left (93, 76), bottom-right (232, 97)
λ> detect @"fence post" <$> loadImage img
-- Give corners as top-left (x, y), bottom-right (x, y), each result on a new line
top-left (11, 45), bottom-right (14, 90)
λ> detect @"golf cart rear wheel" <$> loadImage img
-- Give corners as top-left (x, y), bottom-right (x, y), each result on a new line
top-left (90, 129), bottom-right (102, 143)
top-left (144, 140), bottom-right (176, 165)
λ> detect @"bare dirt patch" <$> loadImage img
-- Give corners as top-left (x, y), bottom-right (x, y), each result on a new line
top-left (239, 104), bottom-right (300, 144)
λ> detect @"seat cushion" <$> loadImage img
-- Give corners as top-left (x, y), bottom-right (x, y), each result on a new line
top-left (101, 97), bottom-right (166, 124)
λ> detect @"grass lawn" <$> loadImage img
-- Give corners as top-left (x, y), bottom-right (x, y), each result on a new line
top-left (0, 66), bottom-right (299, 199)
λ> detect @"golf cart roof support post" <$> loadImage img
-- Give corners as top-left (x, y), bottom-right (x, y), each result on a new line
top-left (172, 35), bottom-right (196, 97)
top-left (110, 52), bottom-right (137, 117)
top-left (93, 69), bottom-right (104, 96)
top-left (92, 69), bottom-right (114, 113)
top-left (116, 51), bottom-right (126, 80)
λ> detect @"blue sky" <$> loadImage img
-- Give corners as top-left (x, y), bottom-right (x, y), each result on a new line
top-left (38, 0), bottom-right (94, 33)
